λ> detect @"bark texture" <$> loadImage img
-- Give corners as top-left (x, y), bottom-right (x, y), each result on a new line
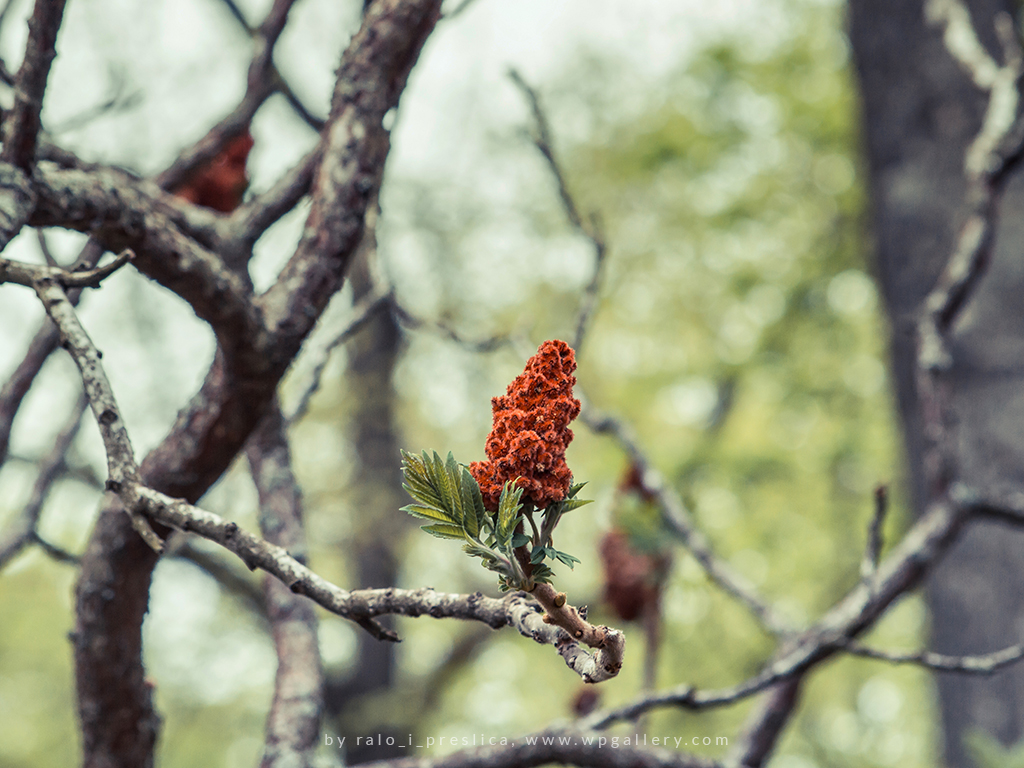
top-left (849, 0), bottom-right (1024, 763)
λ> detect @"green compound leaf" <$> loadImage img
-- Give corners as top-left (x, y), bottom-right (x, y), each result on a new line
top-left (510, 532), bottom-right (531, 549)
top-left (401, 450), bottom-right (479, 537)
top-left (401, 450), bottom-right (445, 510)
top-left (497, 480), bottom-right (525, 544)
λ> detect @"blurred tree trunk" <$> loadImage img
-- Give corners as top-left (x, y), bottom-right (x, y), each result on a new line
top-left (849, 0), bottom-right (1024, 764)
top-left (323, 213), bottom-right (410, 763)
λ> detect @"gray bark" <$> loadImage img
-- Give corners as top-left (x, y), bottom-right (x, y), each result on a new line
top-left (848, 0), bottom-right (1024, 764)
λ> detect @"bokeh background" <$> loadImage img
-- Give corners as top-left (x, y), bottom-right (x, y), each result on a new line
top-left (0, 0), bottom-right (941, 766)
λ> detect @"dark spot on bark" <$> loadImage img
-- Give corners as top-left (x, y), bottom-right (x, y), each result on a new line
top-left (224, 522), bottom-right (238, 538)
top-left (99, 408), bottom-right (118, 425)
top-left (105, 479), bottom-right (122, 493)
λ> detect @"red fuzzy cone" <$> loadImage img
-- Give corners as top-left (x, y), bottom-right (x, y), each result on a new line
top-left (174, 131), bottom-right (254, 213)
top-left (599, 529), bottom-right (665, 622)
top-left (469, 340), bottom-right (581, 511)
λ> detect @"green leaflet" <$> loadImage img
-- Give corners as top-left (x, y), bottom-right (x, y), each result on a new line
top-left (401, 503), bottom-right (459, 525)
top-left (401, 451), bottom-right (444, 509)
top-left (529, 544), bottom-right (582, 570)
top-left (557, 498), bottom-right (593, 514)
top-left (568, 482), bottom-right (587, 498)
top-left (430, 452), bottom-right (463, 525)
top-left (461, 466), bottom-right (485, 538)
top-left (421, 523), bottom-right (466, 540)
top-left (497, 481), bottom-right (524, 544)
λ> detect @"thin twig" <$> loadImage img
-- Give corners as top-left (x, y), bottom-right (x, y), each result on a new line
top-left (359, 732), bottom-right (721, 768)
top-left (0, 248), bottom-right (134, 289)
top-left (173, 541), bottom-right (266, 619)
top-left (212, 0), bottom-right (325, 132)
top-left (36, 228), bottom-right (58, 266)
top-left (508, 68), bottom-right (608, 353)
top-left (919, 1), bottom-right (1024, 373)
top-left (31, 273), bottom-right (163, 552)
top-left (392, 302), bottom-right (518, 353)
top-left (443, 0), bottom-right (481, 19)
top-left (156, 0), bottom-right (303, 192)
top-left (32, 531), bottom-right (80, 564)
top-left (860, 484), bottom-right (888, 582)
top-left (286, 290), bottom-right (391, 425)
top-left (582, 493), bottom-right (969, 728)
top-left (0, 239), bottom-right (104, 469)
top-left (844, 639), bottom-right (1024, 674)
top-left (0, 392), bottom-right (87, 570)
top-left (49, 75), bottom-right (142, 134)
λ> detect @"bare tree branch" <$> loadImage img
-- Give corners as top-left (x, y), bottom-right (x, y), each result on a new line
top-left (919, 1), bottom-right (1024, 374)
top-left (0, 391), bottom-right (86, 570)
top-left (508, 68), bottom-right (608, 353)
top-left (0, 248), bottom-right (133, 288)
top-left (1, 0), bottom-right (67, 170)
top-left (0, 239), bottom-right (103, 469)
top-left (32, 530), bottom-right (80, 563)
top-left (286, 289), bottom-right (391, 425)
top-left (730, 678), bottom-right (802, 768)
top-left (172, 540), bottom-right (266, 618)
top-left (29, 164), bottom-right (261, 347)
top-left (65, 6), bottom-right (446, 763)
top-left (228, 147), bottom-right (321, 247)
top-left (212, 0), bottom-right (326, 133)
top-left (392, 301), bottom-right (518, 352)
top-left (137, 477), bottom-right (626, 681)
top-left (257, 0), bottom-right (442, 346)
top-left (247, 405), bottom-right (324, 767)
top-left (30, 271), bottom-right (163, 551)
top-left (844, 639), bottom-right (1024, 674)
top-left (578, 493), bottom-right (969, 736)
top-left (155, 0), bottom-right (302, 192)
